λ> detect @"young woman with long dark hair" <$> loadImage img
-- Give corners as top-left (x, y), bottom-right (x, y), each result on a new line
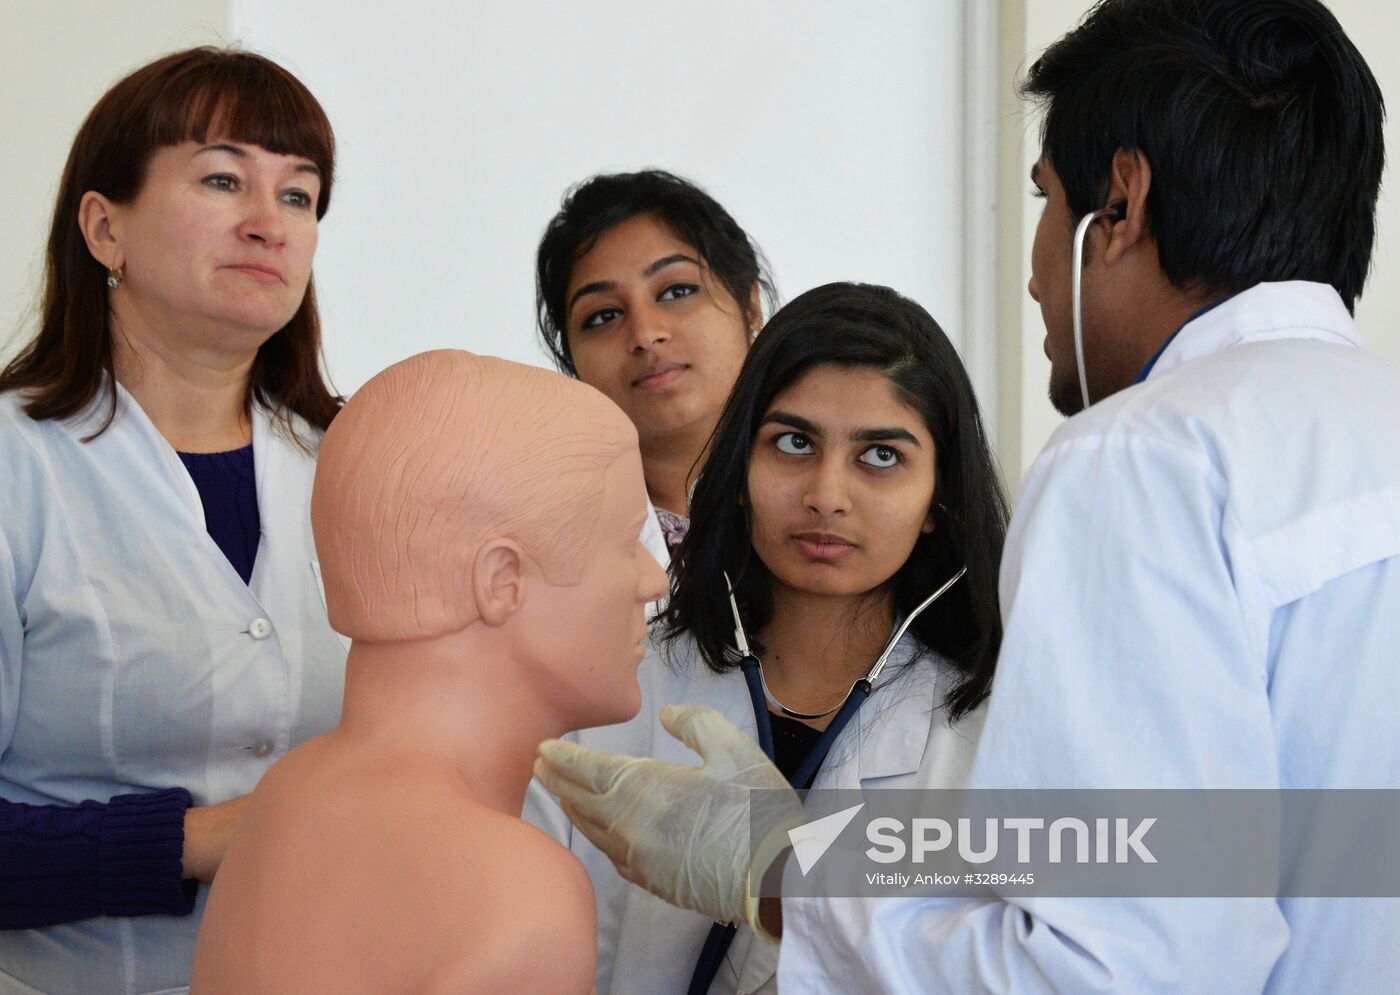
top-left (529, 281), bottom-right (1009, 994)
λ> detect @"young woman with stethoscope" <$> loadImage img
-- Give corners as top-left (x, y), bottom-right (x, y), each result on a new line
top-left (525, 280), bottom-right (1009, 994)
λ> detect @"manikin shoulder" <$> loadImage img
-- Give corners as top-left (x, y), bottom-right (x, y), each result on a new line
top-left (201, 741), bottom-right (597, 994)
top-left (428, 813), bottom-right (597, 995)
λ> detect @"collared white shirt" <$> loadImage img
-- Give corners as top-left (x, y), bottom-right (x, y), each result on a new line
top-left (640, 498), bottom-right (671, 572)
top-left (525, 635), bottom-right (983, 995)
top-left (778, 282), bottom-right (1400, 993)
top-left (0, 385), bottom-right (348, 994)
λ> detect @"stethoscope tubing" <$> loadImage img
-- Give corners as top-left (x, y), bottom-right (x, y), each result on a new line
top-left (1072, 203), bottom-right (1126, 411)
top-left (692, 568), bottom-right (969, 991)
top-left (741, 657), bottom-right (869, 789)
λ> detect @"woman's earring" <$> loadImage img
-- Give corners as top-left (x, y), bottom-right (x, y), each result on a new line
top-left (106, 267), bottom-right (123, 290)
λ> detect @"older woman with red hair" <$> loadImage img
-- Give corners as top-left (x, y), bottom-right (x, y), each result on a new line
top-left (0, 48), bottom-right (348, 991)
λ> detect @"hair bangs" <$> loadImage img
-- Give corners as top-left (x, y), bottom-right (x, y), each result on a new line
top-left (141, 51), bottom-right (336, 217)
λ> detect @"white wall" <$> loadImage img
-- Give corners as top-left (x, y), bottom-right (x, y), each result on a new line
top-left (998, 0), bottom-right (1400, 481)
top-left (7, 2), bottom-right (1389, 483)
top-left (230, 0), bottom-right (970, 397)
top-left (0, 0), bottom-right (229, 359)
top-left (1337, 0), bottom-right (1400, 370)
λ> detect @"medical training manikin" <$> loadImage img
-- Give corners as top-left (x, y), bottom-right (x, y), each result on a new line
top-left (191, 349), bottom-right (665, 993)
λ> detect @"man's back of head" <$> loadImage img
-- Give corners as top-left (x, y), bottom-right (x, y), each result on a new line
top-left (1023, 0), bottom-right (1384, 311)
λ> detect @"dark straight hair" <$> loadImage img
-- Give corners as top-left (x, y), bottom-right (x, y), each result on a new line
top-left (535, 169), bottom-right (775, 376)
top-left (1022, 0), bottom-right (1385, 312)
top-left (0, 47), bottom-right (341, 441)
top-left (660, 282), bottom-right (1009, 721)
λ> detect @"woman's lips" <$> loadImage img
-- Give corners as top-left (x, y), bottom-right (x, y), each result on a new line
top-left (633, 363), bottom-right (686, 390)
top-left (225, 263), bottom-right (283, 283)
top-left (790, 533), bottom-right (858, 562)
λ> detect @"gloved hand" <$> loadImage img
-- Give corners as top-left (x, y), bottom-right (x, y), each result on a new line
top-left (533, 705), bottom-right (805, 938)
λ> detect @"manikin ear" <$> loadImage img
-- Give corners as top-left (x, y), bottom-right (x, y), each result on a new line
top-left (1101, 148), bottom-right (1153, 267)
top-left (78, 191), bottom-right (124, 273)
top-left (471, 539), bottom-right (526, 627)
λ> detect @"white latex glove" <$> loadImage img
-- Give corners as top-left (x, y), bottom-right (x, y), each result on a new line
top-left (533, 705), bottom-right (805, 937)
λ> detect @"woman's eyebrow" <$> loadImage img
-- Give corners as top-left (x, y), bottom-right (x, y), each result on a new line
top-left (569, 254), bottom-right (702, 317)
top-left (568, 280), bottom-right (615, 315)
top-left (760, 411), bottom-right (821, 437)
top-left (852, 427), bottom-right (921, 446)
top-left (761, 412), bottom-right (921, 447)
top-left (195, 142), bottom-right (320, 176)
top-left (642, 253), bottom-right (700, 277)
top-left (197, 142), bottom-right (247, 158)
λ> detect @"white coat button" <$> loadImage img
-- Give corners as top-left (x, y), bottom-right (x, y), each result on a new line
top-left (248, 618), bottom-right (272, 640)
top-left (253, 740), bottom-right (274, 758)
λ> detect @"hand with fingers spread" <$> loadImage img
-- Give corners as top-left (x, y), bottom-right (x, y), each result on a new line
top-left (533, 705), bottom-right (805, 936)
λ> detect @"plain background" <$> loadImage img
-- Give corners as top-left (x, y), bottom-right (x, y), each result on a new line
top-left (2, 0), bottom-right (1395, 484)
top-left (0, 1), bottom-right (971, 410)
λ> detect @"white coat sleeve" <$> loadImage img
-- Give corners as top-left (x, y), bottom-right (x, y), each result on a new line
top-left (0, 426), bottom-right (38, 762)
top-left (0, 524), bottom-right (20, 759)
top-left (778, 432), bottom-right (1290, 993)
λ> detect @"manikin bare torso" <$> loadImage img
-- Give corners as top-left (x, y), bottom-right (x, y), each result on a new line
top-left (191, 350), bottom-right (667, 993)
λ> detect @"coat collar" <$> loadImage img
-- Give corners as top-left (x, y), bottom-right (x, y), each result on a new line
top-left (1146, 281), bottom-right (1361, 382)
top-left (856, 653), bottom-right (942, 782)
top-left (665, 635), bottom-right (945, 784)
top-left (62, 378), bottom-right (319, 551)
top-left (811, 638), bottom-right (944, 785)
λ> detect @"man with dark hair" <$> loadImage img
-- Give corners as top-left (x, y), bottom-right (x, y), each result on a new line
top-left (533, 2), bottom-right (1400, 990)
top-left (1025, 0), bottom-right (1385, 416)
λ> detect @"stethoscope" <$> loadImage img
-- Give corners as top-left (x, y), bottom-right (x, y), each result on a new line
top-left (686, 565), bottom-right (967, 995)
top-left (1072, 201), bottom-right (1127, 410)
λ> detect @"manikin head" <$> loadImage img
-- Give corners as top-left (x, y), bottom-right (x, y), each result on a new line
top-left (312, 349), bottom-right (668, 728)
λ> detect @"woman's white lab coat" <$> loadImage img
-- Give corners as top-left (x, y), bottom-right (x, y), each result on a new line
top-left (0, 384), bottom-right (348, 994)
top-left (524, 634), bottom-right (983, 994)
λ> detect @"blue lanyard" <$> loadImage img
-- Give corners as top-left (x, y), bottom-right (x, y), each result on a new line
top-left (687, 659), bottom-right (871, 994)
top-left (688, 567), bottom-right (964, 991)
top-left (741, 657), bottom-right (870, 788)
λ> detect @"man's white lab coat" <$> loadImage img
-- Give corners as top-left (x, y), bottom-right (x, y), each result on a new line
top-left (779, 282), bottom-right (1400, 994)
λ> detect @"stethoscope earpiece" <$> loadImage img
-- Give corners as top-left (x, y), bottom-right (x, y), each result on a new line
top-left (1071, 201), bottom-right (1129, 411)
